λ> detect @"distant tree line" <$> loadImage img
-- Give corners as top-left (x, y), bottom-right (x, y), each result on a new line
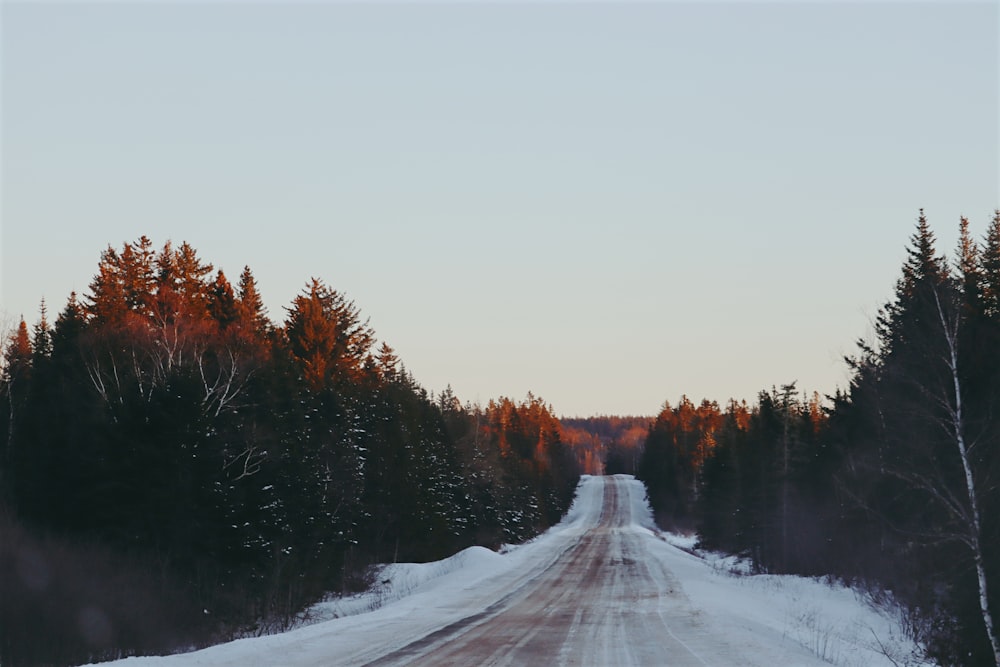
top-left (0, 237), bottom-right (580, 666)
top-left (560, 415), bottom-right (649, 475)
top-left (636, 211), bottom-right (1000, 667)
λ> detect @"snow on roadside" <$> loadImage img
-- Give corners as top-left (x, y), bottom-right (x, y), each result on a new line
top-left (300, 473), bottom-right (603, 627)
top-left (617, 474), bottom-right (932, 667)
top-left (87, 476), bottom-right (606, 666)
top-left (299, 546), bottom-right (504, 626)
top-left (88, 475), bottom-right (931, 666)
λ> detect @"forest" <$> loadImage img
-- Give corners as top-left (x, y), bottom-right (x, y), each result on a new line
top-left (0, 238), bottom-right (580, 666)
top-left (637, 211), bottom-right (1000, 667)
top-left (3, 210), bottom-right (999, 667)
top-left (561, 415), bottom-right (648, 475)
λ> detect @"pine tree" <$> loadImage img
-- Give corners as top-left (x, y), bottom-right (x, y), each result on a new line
top-left (236, 265), bottom-right (269, 336)
top-left (375, 342), bottom-right (400, 382)
top-left (285, 279), bottom-right (373, 391)
top-left (982, 210), bottom-right (1000, 320)
top-left (120, 237), bottom-right (157, 317)
top-left (208, 270), bottom-right (239, 329)
top-left (4, 319), bottom-right (32, 380)
top-left (839, 212), bottom-right (1000, 664)
top-left (155, 240), bottom-right (176, 285)
top-left (51, 292), bottom-right (86, 359)
top-left (86, 246), bottom-right (128, 324)
top-left (775, 382), bottom-right (798, 573)
top-left (31, 299), bottom-right (53, 364)
top-left (905, 209), bottom-right (948, 288)
top-left (3, 319), bottom-right (32, 461)
top-left (956, 216), bottom-right (983, 314)
top-left (174, 241), bottom-right (214, 317)
top-left (871, 210), bottom-right (950, 385)
top-left (152, 240), bottom-right (183, 325)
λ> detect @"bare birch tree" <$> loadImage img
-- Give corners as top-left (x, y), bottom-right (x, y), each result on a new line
top-left (929, 284), bottom-right (1000, 666)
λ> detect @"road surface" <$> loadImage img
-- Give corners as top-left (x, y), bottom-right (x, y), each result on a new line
top-left (362, 475), bottom-right (740, 666)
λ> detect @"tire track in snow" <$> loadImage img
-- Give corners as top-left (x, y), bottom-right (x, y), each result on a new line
top-left (88, 475), bottom-right (900, 667)
top-left (363, 477), bottom-right (715, 666)
top-left (362, 481), bottom-right (614, 666)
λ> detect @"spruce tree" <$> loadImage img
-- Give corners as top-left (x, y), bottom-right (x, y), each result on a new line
top-left (285, 279), bottom-right (373, 390)
top-left (375, 342), bottom-right (400, 381)
top-left (883, 210), bottom-right (948, 340)
top-left (838, 211), bottom-right (1000, 664)
top-left (3, 319), bottom-right (32, 466)
top-left (208, 270), bottom-right (239, 329)
top-left (956, 216), bottom-right (983, 314)
top-left (119, 238), bottom-right (156, 317)
top-left (51, 292), bottom-right (86, 361)
top-left (4, 319), bottom-right (32, 380)
top-left (174, 241), bottom-right (213, 317)
top-left (981, 210), bottom-right (1000, 320)
top-left (236, 265), bottom-right (269, 337)
top-left (86, 246), bottom-right (128, 324)
top-left (31, 300), bottom-right (53, 363)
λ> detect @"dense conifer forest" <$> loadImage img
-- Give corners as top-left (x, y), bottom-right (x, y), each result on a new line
top-left (0, 238), bottom-right (580, 666)
top-left (560, 416), bottom-right (649, 475)
top-left (3, 211), bottom-right (1000, 667)
top-left (637, 211), bottom-right (1000, 667)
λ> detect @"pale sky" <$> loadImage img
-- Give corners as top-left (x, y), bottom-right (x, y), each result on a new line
top-left (2, 1), bottom-right (998, 416)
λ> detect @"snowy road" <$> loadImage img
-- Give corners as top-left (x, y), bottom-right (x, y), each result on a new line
top-left (363, 476), bottom-right (739, 666)
top-left (103, 476), bottom-right (922, 666)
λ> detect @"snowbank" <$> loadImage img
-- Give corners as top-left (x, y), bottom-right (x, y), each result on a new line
top-left (616, 475), bottom-right (930, 667)
top-left (89, 475), bottom-right (929, 666)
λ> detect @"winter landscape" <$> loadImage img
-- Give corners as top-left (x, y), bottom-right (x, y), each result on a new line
top-left (88, 476), bottom-right (927, 667)
top-left (3, 2), bottom-right (998, 666)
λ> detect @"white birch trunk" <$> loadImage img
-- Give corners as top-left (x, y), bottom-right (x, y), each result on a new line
top-left (933, 288), bottom-right (1000, 666)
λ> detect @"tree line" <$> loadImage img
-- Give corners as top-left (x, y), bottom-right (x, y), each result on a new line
top-left (0, 237), bottom-right (580, 666)
top-left (560, 415), bottom-right (649, 475)
top-left (636, 211), bottom-right (1000, 667)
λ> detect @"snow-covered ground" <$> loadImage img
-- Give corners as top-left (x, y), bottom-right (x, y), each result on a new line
top-left (91, 475), bottom-right (930, 666)
top-left (625, 483), bottom-right (930, 667)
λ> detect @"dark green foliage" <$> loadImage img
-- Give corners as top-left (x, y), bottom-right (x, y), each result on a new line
top-left (0, 238), bottom-right (580, 666)
top-left (694, 388), bottom-right (833, 575)
top-left (637, 397), bottom-right (725, 531)
top-left (439, 394), bottom-right (580, 548)
top-left (635, 211), bottom-right (1000, 666)
top-left (829, 212), bottom-right (999, 666)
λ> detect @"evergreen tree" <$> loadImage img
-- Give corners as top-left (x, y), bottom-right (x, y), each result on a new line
top-left (174, 241), bottom-right (214, 317)
top-left (236, 265), bottom-right (269, 337)
top-left (2, 319), bottom-right (32, 464)
top-left (285, 279), bottom-right (373, 391)
top-left (4, 319), bottom-right (32, 380)
top-left (86, 246), bottom-right (128, 324)
top-left (120, 236), bottom-right (157, 317)
top-left (208, 270), bottom-right (239, 329)
top-left (375, 342), bottom-right (400, 382)
top-left (982, 210), bottom-right (1000, 320)
top-left (831, 212), bottom-right (1000, 664)
top-left (31, 299), bottom-right (53, 363)
top-left (1, 236), bottom-right (586, 662)
top-left (51, 293), bottom-right (86, 361)
top-left (956, 216), bottom-right (983, 314)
